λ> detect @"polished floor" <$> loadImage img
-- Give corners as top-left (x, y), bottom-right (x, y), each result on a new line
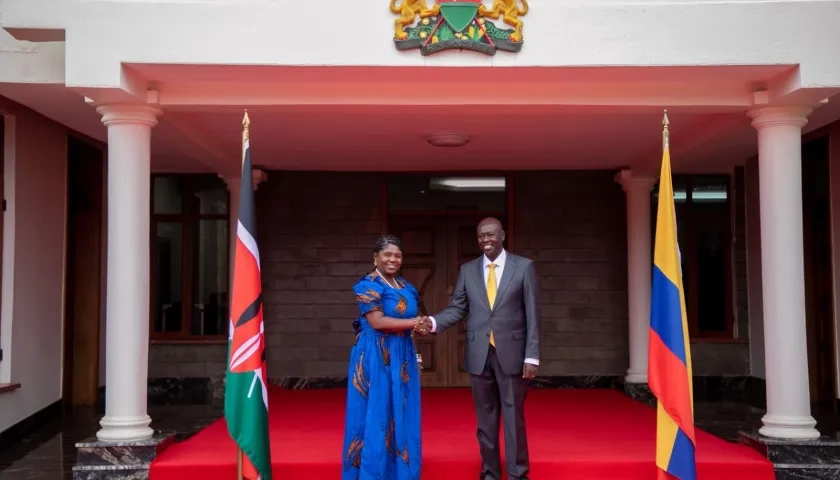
top-left (0, 399), bottom-right (834, 480)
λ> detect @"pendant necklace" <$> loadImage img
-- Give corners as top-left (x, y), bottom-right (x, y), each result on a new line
top-left (377, 268), bottom-right (423, 367)
top-left (375, 268), bottom-right (399, 289)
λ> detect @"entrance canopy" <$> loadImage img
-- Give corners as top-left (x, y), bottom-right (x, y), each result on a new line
top-left (1, 64), bottom-right (839, 176)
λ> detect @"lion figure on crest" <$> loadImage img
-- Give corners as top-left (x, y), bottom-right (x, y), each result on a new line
top-left (389, 0), bottom-right (441, 40)
top-left (479, 0), bottom-right (529, 42)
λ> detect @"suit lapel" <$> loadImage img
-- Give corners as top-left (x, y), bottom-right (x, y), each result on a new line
top-left (476, 258), bottom-right (491, 310)
top-left (493, 254), bottom-right (517, 310)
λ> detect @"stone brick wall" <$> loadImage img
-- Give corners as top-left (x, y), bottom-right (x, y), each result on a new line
top-left (148, 344), bottom-right (228, 378)
top-left (512, 171), bottom-right (630, 375)
top-left (147, 170), bottom-right (750, 382)
top-left (256, 171), bottom-right (383, 378)
top-left (512, 170), bottom-right (749, 376)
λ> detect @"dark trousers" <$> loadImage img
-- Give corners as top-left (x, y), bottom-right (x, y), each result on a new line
top-left (470, 346), bottom-right (530, 480)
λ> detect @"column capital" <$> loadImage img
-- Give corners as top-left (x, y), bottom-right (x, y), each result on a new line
top-left (747, 106), bottom-right (812, 130)
top-left (96, 104), bottom-right (163, 128)
top-left (251, 168), bottom-right (268, 191)
top-left (615, 169), bottom-right (657, 193)
top-left (217, 173), bottom-right (238, 188)
top-left (218, 168), bottom-right (269, 191)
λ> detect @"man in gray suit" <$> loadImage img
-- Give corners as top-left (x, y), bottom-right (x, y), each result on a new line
top-left (423, 217), bottom-right (541, 480)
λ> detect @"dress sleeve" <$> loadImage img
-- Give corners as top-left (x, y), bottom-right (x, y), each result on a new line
top-left (354, 279), bottom-right (385, 316)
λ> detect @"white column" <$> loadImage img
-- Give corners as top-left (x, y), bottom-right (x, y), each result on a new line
top-left (616, 170), bottom-right (656, 384)
top-left (748, 105), bottom-right (819, 439)
top-left (96, 104), bottom-right (162, 442)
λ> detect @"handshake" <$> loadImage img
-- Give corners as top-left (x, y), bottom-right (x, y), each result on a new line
top-left (412, 316), bottom-right (432, 336)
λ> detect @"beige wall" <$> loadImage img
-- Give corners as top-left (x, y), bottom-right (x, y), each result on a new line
top-left (0, 98), bottom-right (69, 432)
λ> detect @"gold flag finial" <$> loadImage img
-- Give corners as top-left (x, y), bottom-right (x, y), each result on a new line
top-left (662, 109), bottom-right (670, 150)
top-left (241, 110), bottom-right (251, 170)
top-left (242, 110), bottom-right (251, 141)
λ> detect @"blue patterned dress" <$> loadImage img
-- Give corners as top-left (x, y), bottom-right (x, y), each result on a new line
top-left (342, 274), bottom-right (422, 480)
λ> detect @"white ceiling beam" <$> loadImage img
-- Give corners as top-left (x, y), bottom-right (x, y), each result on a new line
top-left (156, 80), bottom-right (754, 107)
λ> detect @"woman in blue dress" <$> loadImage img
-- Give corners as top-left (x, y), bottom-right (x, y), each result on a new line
top-left (342, 235), bottom-right (429, 480)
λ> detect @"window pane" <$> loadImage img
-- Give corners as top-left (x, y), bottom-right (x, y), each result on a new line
top-left (154, 222), bottom-right (183, 333)
top-left (153, 176), bottom-right (185, 214)
top-left (695, 213), bottom-right (729, 333)
top-left (191, 175), bottom-right (228, 215)
top-left (691, 176), bottom-right (728, 204)
top-left (674, 204), bottom-right (689, 308)
top-left (652, 175), bottom-right (731, 337)
top-left (653, 177), bottom-right (688, 203)
top-left (650, 192), bottom-right (689, 285)
top-left (190, 219), bottom-right (229, 336)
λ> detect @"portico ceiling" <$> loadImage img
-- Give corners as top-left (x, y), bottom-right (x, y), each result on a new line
top-left (1, 64), bottom-right (839, 177)
top-left (163, 104), bottom-right (748, 173)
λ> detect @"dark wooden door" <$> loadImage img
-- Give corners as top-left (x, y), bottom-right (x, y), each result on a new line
top-left (390, 214), bottom-right (507, 387)
top-left (63, 136), bottom-right (105, 406)
top-left (445, 216), bottom-right (489, 387)
top-left (389, 215), bottom-right (450, 387)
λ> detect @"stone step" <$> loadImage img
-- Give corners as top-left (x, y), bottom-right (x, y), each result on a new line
top-left (774, 464), bottom-right (840, 480)
top-left (74, 432), bottom-right (175, 467)
top-left (72, 464), bottom-right (150, 480)
top-left (740, 431), bottom-right (840, 465)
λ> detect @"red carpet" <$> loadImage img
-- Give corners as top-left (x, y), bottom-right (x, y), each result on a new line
top-left (150, 387), bottom-right (774, 480)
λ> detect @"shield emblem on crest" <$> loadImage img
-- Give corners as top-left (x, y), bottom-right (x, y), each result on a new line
top-left (438, 1), bottom-right (480, 32)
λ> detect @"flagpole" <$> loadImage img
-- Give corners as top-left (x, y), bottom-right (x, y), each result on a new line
top-left (236, 109), bottom-right (250, 480)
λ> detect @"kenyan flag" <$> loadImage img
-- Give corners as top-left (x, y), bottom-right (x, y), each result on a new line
top-left (224, 123), bottom-right (272, 480)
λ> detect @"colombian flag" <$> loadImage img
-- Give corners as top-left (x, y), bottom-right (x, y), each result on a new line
top-left (648, 122), bottom-right (697, 480)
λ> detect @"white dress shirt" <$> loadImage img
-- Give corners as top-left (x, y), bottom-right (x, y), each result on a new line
top-left (429, 249), bottom-right (539, 366)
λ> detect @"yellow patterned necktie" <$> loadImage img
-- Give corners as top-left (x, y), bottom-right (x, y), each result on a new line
top-left (487, 264), bottom-right (497, 346)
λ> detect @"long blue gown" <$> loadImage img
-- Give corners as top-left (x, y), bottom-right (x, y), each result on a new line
top-left (342, 274), bottom-right (422, 480)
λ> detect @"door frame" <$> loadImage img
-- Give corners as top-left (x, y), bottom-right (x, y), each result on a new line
top-left (380, 172), bottom-right (516, 387)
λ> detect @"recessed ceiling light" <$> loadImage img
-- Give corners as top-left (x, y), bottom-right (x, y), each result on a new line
top-left (430, 177), bottom-right (506, 192)
top-left (426, 133), bottom-right (470, 148)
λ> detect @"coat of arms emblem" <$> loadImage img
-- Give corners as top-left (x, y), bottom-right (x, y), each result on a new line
top-left (389, 0), bottom-right (529, 56)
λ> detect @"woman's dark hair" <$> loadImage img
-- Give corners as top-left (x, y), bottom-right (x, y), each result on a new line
top-left (374, 234), bottom-right (402, 254)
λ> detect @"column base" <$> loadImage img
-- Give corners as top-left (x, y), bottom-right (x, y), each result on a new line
top-left (759, 413), bottom-right (821, 439)
top-left (624, 372), bottom-right (648, 384)
top-left (621, 381), bottom-right (656, 406)
top-left (96, 415), bottom-right (154, 442)
top-left (740, 430), bottom-right (840, 479)
top-left (73, 431), bottom-right (175, 480)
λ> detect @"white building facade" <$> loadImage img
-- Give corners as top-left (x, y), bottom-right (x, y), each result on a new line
top-left (1, 0), bottom-right (840, 467)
